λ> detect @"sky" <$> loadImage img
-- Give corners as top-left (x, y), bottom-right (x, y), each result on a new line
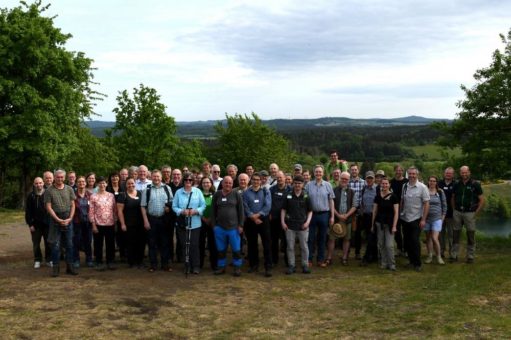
top-left (4, 0), bottom-right (511, 121)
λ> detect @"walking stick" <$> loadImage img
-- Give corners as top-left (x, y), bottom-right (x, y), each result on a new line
top-left (185, 215), bottom-right (192, 278)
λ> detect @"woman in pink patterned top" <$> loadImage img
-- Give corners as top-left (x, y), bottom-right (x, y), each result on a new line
top-left (89, 176), bottom-right (118, 270)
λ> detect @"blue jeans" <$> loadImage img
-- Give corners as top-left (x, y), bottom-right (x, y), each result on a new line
top-left (308, 212), bottom-right (329, 262)
top-left (214, 226), bottom-right (242, 268)
top-left (51, 222), bottom-right (74, 265)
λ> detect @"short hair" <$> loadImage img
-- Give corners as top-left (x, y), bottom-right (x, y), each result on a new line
top-left (349, 163), bottom-right (358, 169)
top-left (394, 164), bottom-right (404, 171)
top-left (129, 166), bottom-right (139, 172)
top-left (151, 169), bottom-right (162, 175)
top-left (96, 176), bottom-right (107, 183)
top-left (161, 165), bottom-right (171, 171)
top-left (407, 166), bottom-right (419, 174)
top-left (226, 164), bottom-right (238, 172)
top-left (54, 168), bottom-right (66, 176)
top-left (314, 164), bottom-right (324, 172)
top-left (202, 161), bottom-right (211, 167)
top-left (212, 164), bottom-right (221, 171)
top-left (330, 150), bottom-right (338, 156)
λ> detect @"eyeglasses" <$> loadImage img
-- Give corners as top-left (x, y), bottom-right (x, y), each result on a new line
top-left (213, 171), bottom-right (220, 173)
top-left (184, 179), bottom-right (193, 182)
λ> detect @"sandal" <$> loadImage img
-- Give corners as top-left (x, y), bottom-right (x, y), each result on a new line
top-left (322, 259), bottom-right (332, 267)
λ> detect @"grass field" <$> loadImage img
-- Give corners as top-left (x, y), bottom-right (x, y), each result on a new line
top-left (409, 144), bottom-right (462, 161)
top-left (1, 212), bottom-right (510, 338)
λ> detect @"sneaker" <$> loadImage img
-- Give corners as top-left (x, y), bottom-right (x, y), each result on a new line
top-left (414, 265), bottom-right (422, 272)
top-left (73, 261), bottom-right (80, 269)
top-left (96, 264), bottom-right (106, 271)
top-left (86, 261), bottom-right (94, 268)
top-left (389, 265), bottom-right (397, 271)
top-left (424, 254), bottom-right (433, 264)
top-left (34, 261), bottom-right (41, 269)
top-left (46, 261), bottom-right (53, 268)
top-left (286, 266), bottom-right (296, 275)
top-left (302, 266), bottom-right (311, 274)
top-left (214, 268), bottom-right (226, 275)
top-left (192, 268), bottom-right (200, 275)
top-left (437, 257), bottom-right (445, 265)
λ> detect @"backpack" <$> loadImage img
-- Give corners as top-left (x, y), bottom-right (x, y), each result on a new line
top-left (146, 184), bottom-right (172, 207)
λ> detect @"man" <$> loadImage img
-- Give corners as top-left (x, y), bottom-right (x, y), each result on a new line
top-left (43, 171), bottom-right (54, 188)
top-left (293, 164), bottom-right (303, 176)
top-left (235, 173), bottom-right (250, 194)
top-left (281, 175), bottom-right (312, 274)
top-left (119, 168), bottom-right (129, 191)
top-left (359, 171), bottom-right (378, 265)
top-left (375, 170), bottom-right (385, 186)
top-left (211, 176), bottom-right (244, 276)
top-left (202, 161), bottom-right (212, 178)
top-left (302, 170), bottom-right (311, 185)
top-left (161, 165), bottom-right (172, 185)
top-left (451, 166), bottom-right (484, 263)
top-left (438, 167), bottom-right (455, 259)
top-left (243, 172), bottom-right (273, 277)
top-left (169, 168), bottom-right (183, 262)
top-left (327, 172), bottom-right (358, 266)
top-left (25, 177), bottom-right (51, 269)
top-left (400, 166), bottom-right (430, 272)
top-left (305, 165), bottom-right (335, 267)
top-left (141, 170), bottom-right (173, 272)
top-left (67, 171), bottom-right (77, 191)
top-left (269, 171), bottom-right (290, 266)
top-left (211, 164), bottom-right (223, 190)
top-left (44, 169), bottom-right (76, 277)
top-left (349, 164), bottom-right (365, 259)
top-left (219, 164), bottom-right (239, 189)
top-left (260, 170), bottom-right (271, 190)
top-left (330, 169), bottom-right (341, 188)
top-left (390, 164), bottom-right (408, 257)
top-left (245, 164), bottom-right (255, 179)
top-left (268, 163), bottom-right (279, 187)
top-left (325, 150), bottom-right (348, 180)
top-left (135, 165), bottom-right (152, 191)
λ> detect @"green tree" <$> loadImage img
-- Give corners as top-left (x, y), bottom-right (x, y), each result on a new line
top-left (107, 84), bottom-right (203, 169)
top-left (435, 30), bottom-right (511, 180)
top-left (210, 113), bottom-right (296, 171)
top-left (0, 1), bottom-right (101, 207)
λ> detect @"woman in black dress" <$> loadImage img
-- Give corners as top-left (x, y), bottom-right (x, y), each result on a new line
top-left (117, 178), bottom-right (145, 268)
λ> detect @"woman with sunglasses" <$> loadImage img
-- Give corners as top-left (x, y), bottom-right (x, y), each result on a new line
top-left (172, 172), bottom-right (206, 274)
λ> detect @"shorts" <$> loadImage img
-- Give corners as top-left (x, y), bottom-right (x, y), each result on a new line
top-left (424, 219), bottom-right (442, 232)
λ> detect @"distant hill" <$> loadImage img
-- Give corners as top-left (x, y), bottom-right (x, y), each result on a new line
top-left (85, 116), bottom-right (451, 138)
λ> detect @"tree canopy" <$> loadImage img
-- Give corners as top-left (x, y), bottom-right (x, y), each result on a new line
top-left (106, 84), bottom-right (203, 169)
top-left (436, 29), bottom-right (511, 179)
top-left (0, 1), bottom-right (101, 206)
top-left (209, 113), bottom-right (296, 171)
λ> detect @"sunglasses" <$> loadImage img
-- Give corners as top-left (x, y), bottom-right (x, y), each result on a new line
top-left (184, 178), bottom-right (194, 182)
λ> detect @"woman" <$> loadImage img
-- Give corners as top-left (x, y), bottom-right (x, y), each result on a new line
top-left (107, 171), bottom-right (126, 262)
top-left (172, 172), bottom-right (206, 275)
top-left (73, 176), bottom-right (93, 268)
top-left (371, 177), bottom-right (399, 271)
top-left (198, 176), bottom-right (218, 270)
top-left (117, 178), bottom-right (145, 268)
top-left (89, 176), bottom-right (118, 270)
top-left (424, 176), bottom-right (447, 265)
top-left (85, 172), bottom-right (97, 195)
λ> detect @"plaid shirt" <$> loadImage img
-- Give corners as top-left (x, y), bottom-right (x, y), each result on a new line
top-left (349, 178), bottom-right (365, 206)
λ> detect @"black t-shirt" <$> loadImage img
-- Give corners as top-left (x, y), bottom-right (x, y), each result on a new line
top-left (118, 191), bottom-right (142, 227)
top-left (390, 178), bottom-right (408, 200)
top-left (374, 192), bottom-right (399, 225)
top-left (438, 179), bottom-right (454, 218)
top-left (282, 191), bottom-right (312, 231)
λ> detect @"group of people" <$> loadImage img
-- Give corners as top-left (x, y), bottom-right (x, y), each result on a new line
top-left (25, 151), bottom-right (484, 277)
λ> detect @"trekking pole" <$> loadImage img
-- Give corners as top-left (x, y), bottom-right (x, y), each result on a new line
top-left (185, 215), bottom-right (192, 278)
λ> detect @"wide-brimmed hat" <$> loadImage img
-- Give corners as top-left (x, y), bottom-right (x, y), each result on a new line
top-left (331, 222), bottom-right (347, 238)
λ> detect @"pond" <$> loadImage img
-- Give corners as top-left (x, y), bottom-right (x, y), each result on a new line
top-left (477, 216), bottom-right (511, 237)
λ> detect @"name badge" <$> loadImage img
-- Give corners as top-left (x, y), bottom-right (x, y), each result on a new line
top-left (254, 199), bottom-right (260, 203)
top-left (222, 198), bottom-right (227, 202)
top-left (287, 195), bottom-right (292, 199)
top-left (135, 197), bottom-right (139, 200)
top-left (443, 187), bottom-right (448, 190)
top-left (277, 192), bottom-right (283, 196)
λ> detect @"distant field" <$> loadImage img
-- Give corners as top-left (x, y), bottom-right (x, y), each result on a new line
top-left (409, 144), bottom-right (462, 160)
top-left (484, 182), bottom-right (511, 197)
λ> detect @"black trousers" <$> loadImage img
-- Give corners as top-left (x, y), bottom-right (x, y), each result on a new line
top-left (199, 222), bottom-right (218, 270)
top-left (394, 218), bottom-right (405, 253)
top-left (270, 216), bottom-right (287, 265)
top-left (115, 220), bottom-right (127, 260)
top-left (361, 213), bottom-right (378, 262)
top-left (402, 218), bottom-right (422, 267)
top-left (165, 213), bottom-right (176, 262)
top-left (31, 221), bottom-right (50, 262)
top-left (126, 223), bottom-right (146, 266)
top-left (94, 225), bottom-right (116, 264)
top-left (245, 216), bottom-right (272, 270)
top-left (353, 214), bottom-right (366, 256)
top-left (177, 227), bottom-right (201, 270)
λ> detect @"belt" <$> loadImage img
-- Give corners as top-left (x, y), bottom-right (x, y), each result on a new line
top-left (148, 214), bottom-right (165, 219)
top-left (313, 211), bottom-right (329, 214)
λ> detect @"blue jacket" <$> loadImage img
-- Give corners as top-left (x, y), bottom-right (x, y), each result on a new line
top-left (172, 187), bottom-right (206, 229)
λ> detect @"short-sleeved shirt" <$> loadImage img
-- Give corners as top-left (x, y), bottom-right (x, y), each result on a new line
top-left (141, 184), bottom-right (173, 217)
top-left (282, 191), bottom-right (312, 230)
top-left (438, 179), bottom-right (455, 218)
top-left (305, 180), bottom-right (335, 212)
top-left (374, 192), bottom-right (399, 225)
top-left (117, 191), bottom-right (142, 227)
top-left (270, 184), bottom-right (291, 218)
top-left (44, 185), bottom-right (76, 214)
top-left (211, 190), bottom-right (244, 230)
top-left (453, 178), bottom-right (483, 212)
top-left (401, 181), bottom-right (430, 222)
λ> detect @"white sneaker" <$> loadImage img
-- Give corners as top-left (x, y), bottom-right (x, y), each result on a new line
top-left (34, 261), bottom-right (41, 269)
top-left (46, 261), bottom-right (53, 267)
top-left (437, 256), bottom-right (445, 265)
top-left (424, 254), bottom-right (433, 264)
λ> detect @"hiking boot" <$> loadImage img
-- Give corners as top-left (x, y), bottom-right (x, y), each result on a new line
top-left (214, 267), bottom-right (226, 275)
top-left (286, 266), bottom-right (296, 275)
top-left (233, 267), bottom-right (241, 277)
top-left (51, 265), bottom-right (60, 277)
top-left (424, 254), bottom-right (433, 264)
top-left (437, 256), bottom-right (445, 265)
top-left (66, 264), bottom-right (78, 276)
